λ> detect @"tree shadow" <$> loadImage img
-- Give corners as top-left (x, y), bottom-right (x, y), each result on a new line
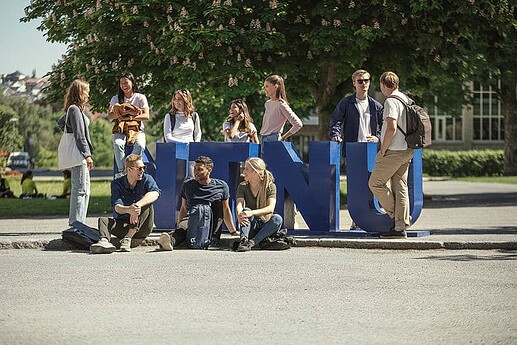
top-left (430, 226), bottom-right (517, 235)
top-left (415, 250), bottom-right (517, 261)
top-left (424, 193), bottom-right (517, 208)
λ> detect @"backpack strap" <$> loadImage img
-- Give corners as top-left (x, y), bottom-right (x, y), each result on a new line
top-left (387, 95), bottom-right (408, 136)
top-left (192, 112), bottom-right (198, 141)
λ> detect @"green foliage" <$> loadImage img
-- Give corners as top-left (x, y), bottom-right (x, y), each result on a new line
top-left (22, 0), bottom-right (516, 140)
top-left (0, 104), bottom-right (24, 153)
top-left (0, 93), bottom-right (62, 168)
top-left (423, 150), bottom-right (504, 177)
top-left (89, 119), bottom-right (115, 167)
top-left (0, 178), bottom-right (111, 217)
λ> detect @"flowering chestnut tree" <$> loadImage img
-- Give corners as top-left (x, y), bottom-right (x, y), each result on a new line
top-left (23, 0), bottom-right (516, 172)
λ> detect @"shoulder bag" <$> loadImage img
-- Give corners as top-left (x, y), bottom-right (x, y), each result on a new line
top-left (58, 108), bottom-right (86, 170)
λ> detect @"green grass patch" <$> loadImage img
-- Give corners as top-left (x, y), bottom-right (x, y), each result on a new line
top-left (453, 176), bottom-right (517, 184)
top-left (0, 178), bottom-right (111, 218)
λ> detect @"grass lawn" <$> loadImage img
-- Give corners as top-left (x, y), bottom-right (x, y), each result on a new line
top-left (0, 177), bottom-right (111, 218)
top-left (453, 176), bottom-right (517, 184)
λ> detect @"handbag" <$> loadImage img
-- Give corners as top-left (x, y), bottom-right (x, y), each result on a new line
top-left (58, 109), bottom-right (86, 170)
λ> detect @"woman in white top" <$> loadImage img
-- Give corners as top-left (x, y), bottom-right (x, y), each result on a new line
top-left (163, 89), bottom-right (201, 143)
top-left (108, 72), bottom-right (149, 177)
top-left (223, 99), bottom-right (259, 143)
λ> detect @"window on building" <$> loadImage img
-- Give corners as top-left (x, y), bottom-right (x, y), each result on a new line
top-left (429, 101), bottom-right (463, 142)
top-left (472, 81), bottom-right (504, 141)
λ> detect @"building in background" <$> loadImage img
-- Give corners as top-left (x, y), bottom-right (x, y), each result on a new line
top-left (292, 81), bottom-right (505, 161)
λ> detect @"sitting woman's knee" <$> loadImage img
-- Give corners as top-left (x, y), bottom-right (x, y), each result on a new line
top-left (271, 214), bottom-right (283, 226)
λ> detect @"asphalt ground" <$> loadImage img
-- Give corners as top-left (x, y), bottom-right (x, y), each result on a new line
top-left (0, 180), bottom-right (516, 251)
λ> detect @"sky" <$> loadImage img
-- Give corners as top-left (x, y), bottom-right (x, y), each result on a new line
top-left (0, 0), bottom-right (67, 78)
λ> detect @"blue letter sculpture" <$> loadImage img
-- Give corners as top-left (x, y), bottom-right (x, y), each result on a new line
top-left (345, 142), bottom-right (423, 233)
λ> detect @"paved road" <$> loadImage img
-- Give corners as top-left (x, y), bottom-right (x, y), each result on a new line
top-left (0, 248), bottom-right (515, 345)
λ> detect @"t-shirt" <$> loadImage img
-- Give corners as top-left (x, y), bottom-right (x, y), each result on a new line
top-left (223, 121), bottom-right (257, 142)
top-left (109, 92), bottom-right (149, 130)
top-left (163, 112), bottom-right (201, 143)
top-left (181, 178), bottom-right (229, 210)
top-left (381, 90), bottom-right (408, 150)
top-left (236, 181), bottom-right (277, 214)
top-left (21, 179), bottom-right (37, 194)
top-left (355, 97), bottom-right (371, 142)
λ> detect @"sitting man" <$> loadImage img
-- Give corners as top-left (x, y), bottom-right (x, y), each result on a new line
top-left (90, 154), bottom-right (160, 254)
top-left (158, 155), bottom-right (238, 250)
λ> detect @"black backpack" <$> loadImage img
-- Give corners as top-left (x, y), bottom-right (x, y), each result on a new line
top-left (388, 95), bottom-right (432, 149)
top-left (62, 221), bottom-right (101, 250)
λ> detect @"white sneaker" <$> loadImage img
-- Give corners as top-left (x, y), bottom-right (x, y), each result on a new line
top-left (90, 238), bottom-right (116, 254)
top-left (119, 237), bottom-right (132, 252)
top-left (158, 233), bottom-right (173, 251)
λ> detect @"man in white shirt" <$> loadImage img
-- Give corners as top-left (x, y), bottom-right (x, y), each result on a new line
top-left (368, 71), bottom-right (414, 238)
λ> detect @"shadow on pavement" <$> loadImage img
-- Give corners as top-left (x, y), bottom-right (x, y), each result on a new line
top-left (431, 227), bottom-right (517, 235)
top-left (415, 251), bottom-right (517, 262)
top-left (424, 193), bottom-right (517, 208)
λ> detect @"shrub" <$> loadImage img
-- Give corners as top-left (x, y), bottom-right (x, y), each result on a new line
top-left (422, 149), bottom-right (503, 177)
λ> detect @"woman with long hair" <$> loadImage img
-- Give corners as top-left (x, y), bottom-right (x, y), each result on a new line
top-left (57, 79), bottom-right (94, 225)
top-left (259, 74), bottom-right (303, 145)
top-left (108, 71), bottom-right (150, 177)
top-left (223, 99), bottom-right (259, 143)
top-left (234, 157), bottom-right (283, 251)
top-left (163, 89), bottom-right (201, 143)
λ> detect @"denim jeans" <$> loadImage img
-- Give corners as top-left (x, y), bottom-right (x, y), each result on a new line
top-left (69, 162), bottom-right (90, 226)
top-left (259, 132), bottom-right (281, 147)
top-left (112, 132), bottom-right (146, 173)
top-left (239, 208), bottom-right (283, 245)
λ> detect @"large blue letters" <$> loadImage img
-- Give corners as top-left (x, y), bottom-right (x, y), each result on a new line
top-left (153, 141), bottom-right (423, 234)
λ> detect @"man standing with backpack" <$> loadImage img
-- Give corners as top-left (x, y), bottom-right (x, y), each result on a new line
top-left (368, 71), bottom-right (414, 238)
top-left (158, 156), bottom-right (238, 250)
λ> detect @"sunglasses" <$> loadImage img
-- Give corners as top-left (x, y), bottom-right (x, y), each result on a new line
top-left (357, 79), bottom-right (370, 84)
top-left (231, 99), bottom-right (243, 104)
top-left (130, 166), bottom-right (146, 171)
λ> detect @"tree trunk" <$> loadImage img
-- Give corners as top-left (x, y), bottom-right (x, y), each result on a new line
top-left (307, 64), bottom-right (340, 141)
top-left (502, 78), bottom-right (517, 175)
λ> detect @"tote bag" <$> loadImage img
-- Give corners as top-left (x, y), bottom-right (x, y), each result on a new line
top-left (58, 110), bottom-right (86, 170)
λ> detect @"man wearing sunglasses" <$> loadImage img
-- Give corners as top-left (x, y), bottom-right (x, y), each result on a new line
top-left (329, 69), bottom-right (384, 230)
top-left (90, 154), bottom-right (161, 254)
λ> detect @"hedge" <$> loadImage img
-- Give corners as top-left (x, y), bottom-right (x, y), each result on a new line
top-left (422, 149), bottom-right (503, 177)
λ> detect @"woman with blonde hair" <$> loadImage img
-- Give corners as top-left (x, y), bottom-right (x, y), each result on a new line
top-left (234, 157), bottom-right (283, 251)
top-left (223, 99), bottom-right (259, 143)
top-left (57, 78), bottom-right (94, 225)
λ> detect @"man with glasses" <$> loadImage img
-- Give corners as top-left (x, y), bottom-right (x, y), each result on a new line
top-left (90, 154), bottom-right (161, 254)
top-left (329, 69), bottom-right (384, 230)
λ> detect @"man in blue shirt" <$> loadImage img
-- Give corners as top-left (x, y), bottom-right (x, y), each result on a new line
top-left (158, 156), bottom-right (238, 250)
top-left (90, 154), bottom-right (160, 254)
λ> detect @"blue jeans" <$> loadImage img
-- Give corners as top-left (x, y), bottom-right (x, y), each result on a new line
top-left (259, 133), bottom-right (281, 146)
top-left (239, 208), bottom-right (283, 245)
top-left (112, 132), bottom-right (146, 173)
top-left (69, 162), bottom-right (90, 226)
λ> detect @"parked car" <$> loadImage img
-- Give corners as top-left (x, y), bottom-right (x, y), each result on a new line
top-left (7, 152), bottom-right (33, 171)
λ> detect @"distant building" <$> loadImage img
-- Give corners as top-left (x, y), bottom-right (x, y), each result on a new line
top-left (291, 82), bottom-right (505, 160)
top-left (1, 71), bottom-right (50, 102)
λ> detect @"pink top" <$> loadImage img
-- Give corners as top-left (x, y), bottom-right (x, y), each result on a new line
top-left (259, 99), bottom-right (303, 136)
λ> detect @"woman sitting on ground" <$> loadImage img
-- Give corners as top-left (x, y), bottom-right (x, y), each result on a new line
top-left (234, 157), bottom-right (283, 252)
top-left (20, 171), bottom-right (43, 198)
top-left (57, 170), bottom-right (72, 199)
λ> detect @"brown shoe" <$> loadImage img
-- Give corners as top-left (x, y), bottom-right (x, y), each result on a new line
top-left (380, 229), bottom-right (407, 238)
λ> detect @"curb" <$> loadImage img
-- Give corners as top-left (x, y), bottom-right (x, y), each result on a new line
top-left (1, 238), bottom-right (517, 251)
